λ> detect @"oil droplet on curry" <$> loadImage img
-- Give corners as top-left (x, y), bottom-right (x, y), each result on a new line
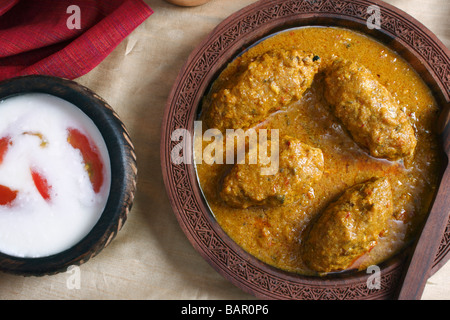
top-left (195, 27), bottom-right (444, 275)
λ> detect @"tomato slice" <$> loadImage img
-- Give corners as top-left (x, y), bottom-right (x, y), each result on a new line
top-left (31, 169), bottom-right (52, 201)
top-left (0, 184), bottom-right (18, 206)
top-left (67, 128), bottom-right (104, 193)
top-left (0, 136), bottom-right (11, 165)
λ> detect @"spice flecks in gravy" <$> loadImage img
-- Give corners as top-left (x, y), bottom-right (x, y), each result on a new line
top-left (195, 27), bottom-right (443, 275)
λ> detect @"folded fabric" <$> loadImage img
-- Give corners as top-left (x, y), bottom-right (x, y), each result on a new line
top-left (0, 0), bottom-right (153, 81)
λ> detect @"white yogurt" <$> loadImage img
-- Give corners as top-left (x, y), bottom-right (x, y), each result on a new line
top-left (0, 93), bottom-right (111, 258)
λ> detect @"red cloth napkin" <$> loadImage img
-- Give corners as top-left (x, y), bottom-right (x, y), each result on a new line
top-left (0, 0), bottom-right (153, 81)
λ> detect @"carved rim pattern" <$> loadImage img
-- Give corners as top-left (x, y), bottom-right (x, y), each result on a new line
top-left (161, 0), bottom-right (450, 300)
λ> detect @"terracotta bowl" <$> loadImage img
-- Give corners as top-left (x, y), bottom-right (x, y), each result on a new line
top-left (161, 0), bottom-right (450, 299)
top-left (0, 75), bottom-right (137, 276)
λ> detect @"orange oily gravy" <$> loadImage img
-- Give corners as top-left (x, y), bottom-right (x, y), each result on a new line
top-left (195, 27), bottom-right (443, 275)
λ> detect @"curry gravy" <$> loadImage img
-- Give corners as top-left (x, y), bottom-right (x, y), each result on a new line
top-left (195, 27), bottom-right (443, 275)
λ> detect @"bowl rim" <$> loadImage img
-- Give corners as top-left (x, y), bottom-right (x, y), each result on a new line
top-left (0, 75), bottom-right (137, 276)
top-left (161, 0), bottom-right (450, 299)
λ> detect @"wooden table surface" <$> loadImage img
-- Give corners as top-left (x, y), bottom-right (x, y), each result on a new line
top-left (0, 0), bottom-right (449, 300)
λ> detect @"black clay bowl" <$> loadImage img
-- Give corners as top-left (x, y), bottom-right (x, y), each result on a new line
top-left (0, 75), bottom-right (137, 276)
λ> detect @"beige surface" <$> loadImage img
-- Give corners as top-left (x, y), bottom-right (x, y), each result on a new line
top-left (0, 0), bottom-right (449, 300)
